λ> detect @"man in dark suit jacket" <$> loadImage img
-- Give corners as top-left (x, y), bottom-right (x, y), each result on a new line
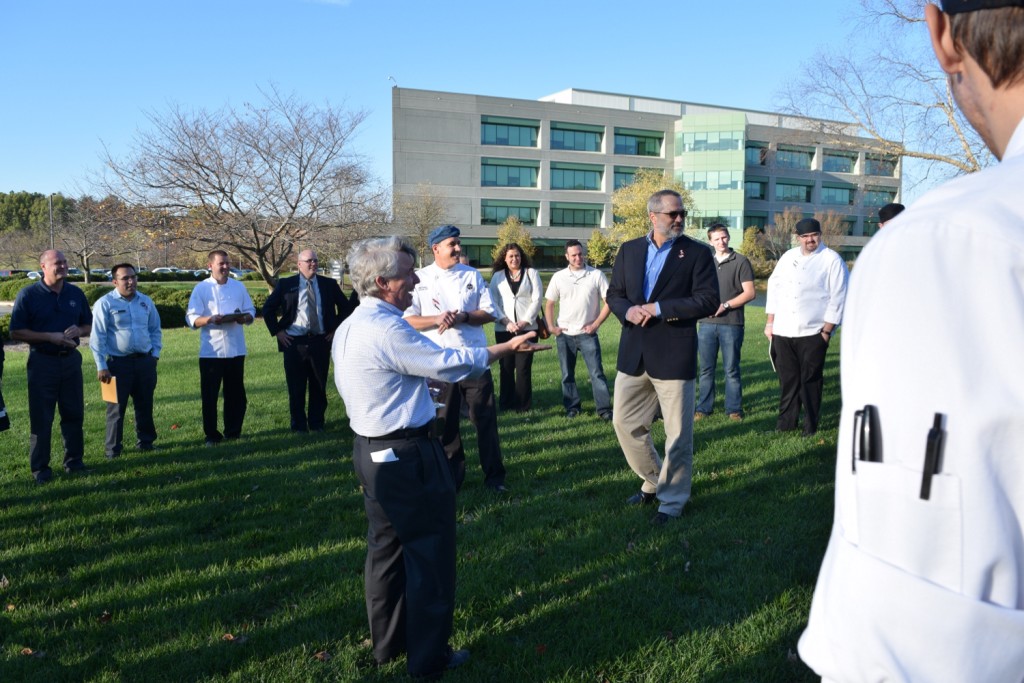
top-left (263, 249), bottom-right (354, 432)
top-left (607, 190), bottom-right (719, 525)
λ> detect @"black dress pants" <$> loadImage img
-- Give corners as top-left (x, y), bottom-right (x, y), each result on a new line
top-left (494, 330), bottom-right (534, 411)
top-left (105, 354), bottom-right (158, 456)
top-left (199, 356), bottom-right (247, 442)
top-left (282, 335), bottom-right (330, 431)
top-left (27, 349), bottom-right (85, 476)
top-left (437, 371), bottom-right (506, 490)
top-left (771, 334), bottom-right (828, 435)
top-left (352, 432), bottom-right (456, 678)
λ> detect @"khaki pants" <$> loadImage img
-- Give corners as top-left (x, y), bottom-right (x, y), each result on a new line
top-left (612, 371), bottom-right (695, 517)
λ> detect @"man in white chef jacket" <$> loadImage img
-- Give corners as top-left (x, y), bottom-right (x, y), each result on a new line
top-left (798, 1), bottom-right (1024, 681)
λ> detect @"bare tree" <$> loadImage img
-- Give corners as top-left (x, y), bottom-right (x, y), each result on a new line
top-left (762, 206), bottom-right (801, 260)
top-left (814, 209), bottom-right (848, 250)
top-left (59, 196), bottom-right (126, 282)
top-left (781, 0), bottom-right (992, 189)
top-left (0, 228), bottom-right (48, 270)
top-left (393, 183), bottom-right (450, 265)
top-left (102, 86), bottom-right (386, 289)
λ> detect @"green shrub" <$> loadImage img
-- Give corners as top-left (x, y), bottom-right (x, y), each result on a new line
top-left (0, 279), bottom-right (32, 301)
top-left (0, 314), bottom-right (9, 341)
top-left (79, 284), bottom-right (112, 306)
top-left (154, 303), bottom-right (187, 329)
top-left (250, 291), bottom-right (267, 313)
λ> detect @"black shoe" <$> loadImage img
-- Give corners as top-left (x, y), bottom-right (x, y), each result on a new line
top-left (33, 469), bottom-right (53, 484)
top-left (105, 453), bottom-right (120, 460)
top-left (651, 511), bottom-right (677, 526)
top-left (566, 409), bottom-right (580, 418)
top-left (204, 439), bottom-right (219, 447)
top-left (626, 491), bottom-right (656, 506)
top-left (447, 648), bottom-right (470, 670)
top-left (488, 483), bottom-right (509, 494)
top-left (64, 465), bottom-right (91, 475)
top-left (137, 443), bottom-right (154, 451)
top-left (599, 411), bottom-right (613, 421)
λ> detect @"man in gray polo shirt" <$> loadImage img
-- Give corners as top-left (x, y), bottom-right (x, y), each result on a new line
top-left (695, 224), bottom-right (755, 421)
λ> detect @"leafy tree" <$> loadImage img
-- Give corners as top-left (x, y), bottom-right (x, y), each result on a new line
top-left (782, 0), bottom-right (990, 188)
top-left (102, 85), bottom-right (386, 290)
top-left (394, 183), bottom-right (449, 266)
top-left (609, 168), bottom-right (695, 244)
top-left (585, 229), bottom-right (615, 267)
top-left (490, 215), bottom-right (535, 262)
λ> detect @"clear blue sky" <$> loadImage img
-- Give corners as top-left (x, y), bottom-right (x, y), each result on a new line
top-left (2, 0), bottom-right (857, 197)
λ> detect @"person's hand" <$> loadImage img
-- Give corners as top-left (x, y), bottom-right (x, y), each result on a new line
top-left (50, 331), bottom-right (75, 347)
top-left (550, 325), bottom-right (563, 337)
top-left (713, 304), bottom-right (727, 317)
top-left (276, 330), bottom-right (293, 348)
top-left (764, 325), bottom-right (773, 341)
top-left (98, 369), bottom-right (112, 384)
top-left (508, 331), bottom-right (551, 353)
top-left (64, 324), bottom-right (83, 339)
top-left (436, 310), bottom-right (460, 334)
top-left (626, 304), bottom-right (653, 327)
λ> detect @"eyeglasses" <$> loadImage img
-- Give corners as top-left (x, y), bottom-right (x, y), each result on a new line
top-left (116, 275), bottom-right (138, 281)
top-left (300, 259), bottom-right (319, 263)
top-left (655, 210), bottom-right (687, 220)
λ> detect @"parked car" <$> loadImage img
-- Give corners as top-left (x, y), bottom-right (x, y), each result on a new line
top-left (27, 271), bottom-right (42, 280)
top-left (152, 267), bottom-right (183, 275)
top-left (229, 268), bottom-right (255, 279)
top-left (67, 268), bottom-right (83, 276)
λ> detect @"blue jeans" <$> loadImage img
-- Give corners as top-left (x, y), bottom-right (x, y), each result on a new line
top-left (556, 333), bottom-right (612, 416)
top-left (696, 323), bottom-right (744, 416)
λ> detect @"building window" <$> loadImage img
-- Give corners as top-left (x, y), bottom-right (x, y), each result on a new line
top-left (746, 142), bottom-right (768, 166)
top-left (744, 180), bottom-right (766, 200)
top-left (550, 162), bottom-right (602, 191)
top-left (682, 171), bottom-right (742, 192)
top-left (823, 151), bottom-right (856, 173)
top-left (550, 122), bottom-right (603, 152)
top-left (776, 147), bottom-right (814, 170)
top-left (863, 218), bottom-right (881, 236)
top-left (550, 202), bottom-right (602, 228)
top-left (864, 188), bottom-right (897, 207)
top-left (614, 166), bottom-right (638, 189)
top-left (744, 215), bottom-right (767, 230)
top-left (614, 128), bottom-right (662, 156)
top-left (481, 115), bottom-right (539, 147)
top-left (865, 154), bottom-right (898, 176)
top-left (481, 158), bottom-right (539, 188)
top-left (775, 182), bottom-right (812, 203)
top-left (821, 186), bottom-right (855, 205)
top-left (481, 200), bottom-right (539, 225)
top-left (842, 218), bottom-right (857, 236)
top-left (680, 130), bottom-right (742, 152)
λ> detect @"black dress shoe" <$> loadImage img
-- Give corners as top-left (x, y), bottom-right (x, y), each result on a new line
top-left (651, 511), bottom-right (678, 526)
top-left (447, 648), bottom-right (470, 670)
top-left (488, 483), bottom-right (509, 493)
top-left (626, 491), bottom-right (656, 505)
top-left (599, 411), bottom-right (613, 421)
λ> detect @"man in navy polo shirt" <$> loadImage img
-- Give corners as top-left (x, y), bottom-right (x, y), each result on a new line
top-left (10, 250), bottom-right (93, 483)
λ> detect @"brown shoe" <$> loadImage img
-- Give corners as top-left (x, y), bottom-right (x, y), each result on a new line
top-left (728, 413), bottom-right (743, 421)
top-left (694, 412), bottom-right (709, 421)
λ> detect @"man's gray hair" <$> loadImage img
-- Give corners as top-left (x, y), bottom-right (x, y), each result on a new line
top-left (348, 236), bottom-right (418, 298)
top-left (647, 189), bottom-right (682, 213)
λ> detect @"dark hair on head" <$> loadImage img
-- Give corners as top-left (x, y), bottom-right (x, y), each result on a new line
top-left (647, 189), bottom-right (683, 213)
top-left (207, 249), bottom-right (229, 263)
top-left (110, 263), bottom-right (137, 278)
top-left (950, 7), bottom-right (1024, 88)
top-left (706, 223), bottom-right (730, 238)
top-left (565, 239), bottom-right (583, 252)
top-left (491, 242), bottom-right (532, 275)
top-left (878, 203), bottom-right (906, 224)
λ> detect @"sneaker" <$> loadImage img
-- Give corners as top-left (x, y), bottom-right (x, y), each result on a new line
top-left (651, 511), bottom-right (678, 526)
top-left (728, 413), bottom-right (743, 421)
top-left (599, 411), bottom-right (613, 421)
top-left (566, 409), bottom-right (580, 418)
top-left (694, 412), bottom-right (709, 421)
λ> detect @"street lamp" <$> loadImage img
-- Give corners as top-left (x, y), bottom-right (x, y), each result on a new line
top-left (48, 193), bottom-right (55, 249)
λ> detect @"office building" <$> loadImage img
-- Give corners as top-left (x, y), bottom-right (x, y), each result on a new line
top-left (392, 87), bottom-right (900, 266)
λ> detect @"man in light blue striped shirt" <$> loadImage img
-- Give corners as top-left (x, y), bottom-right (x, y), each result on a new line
top-left (332, 236), bottom-right (544, 679)
top-left (90, 263), bottom-right (162, 457)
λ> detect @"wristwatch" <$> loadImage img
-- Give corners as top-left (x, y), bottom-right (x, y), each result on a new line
top-left (722, 302), bottom-right (731, 310)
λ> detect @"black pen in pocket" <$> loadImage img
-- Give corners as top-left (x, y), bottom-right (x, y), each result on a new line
top-left (920, 413), bottom-right (946, 500)
top-left (852, 404), bottom-right (882, 471)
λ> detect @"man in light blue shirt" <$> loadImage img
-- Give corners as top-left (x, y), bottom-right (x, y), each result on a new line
top-left (90, 263), bottom-right (162, 457)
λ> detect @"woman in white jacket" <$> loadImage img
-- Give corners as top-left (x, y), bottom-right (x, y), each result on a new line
top-left (489, 243), bottom-right (543, 411)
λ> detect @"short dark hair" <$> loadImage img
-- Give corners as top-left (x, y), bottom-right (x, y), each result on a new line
top-left (647, 189), bottom-right (683, 213)
top-left (706, 223), bottom-right (730, 238)
top-left (110, 263), bottom-right (137, 279)
top-left (207, 249), bottom-right (228, 263)
top-left (878, 203), bottom-right (906, 224)
top-left (951, 6), bottom-right (1024, 88)
top-left (565, 239), bottom-right (583, 252)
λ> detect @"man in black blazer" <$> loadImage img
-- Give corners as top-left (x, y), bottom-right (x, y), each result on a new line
top-left (607, 190), bottom-right (719, 525)
top-left (263, 249), bottom-right (354, 432)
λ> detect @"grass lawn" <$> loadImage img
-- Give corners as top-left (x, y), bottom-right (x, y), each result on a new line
top-left (0, 306), bottom-right (838, 682)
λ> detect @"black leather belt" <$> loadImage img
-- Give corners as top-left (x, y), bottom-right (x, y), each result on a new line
top-left (361, 424), bottom-right (431, 441)
top-left (112, 351), bottom-right (151, 359)
top-left (32, 347), bottom-right (74, 357)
